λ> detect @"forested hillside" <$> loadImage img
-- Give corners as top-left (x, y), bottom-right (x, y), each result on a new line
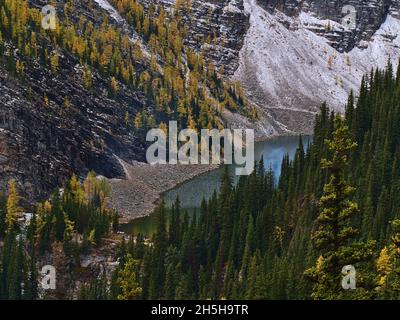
top-left (0, 0), bottom-right (252, 202)
top-left (85, 61), bottom-right (400, 300)
top-left (0, 173), bottom-right (119, 299)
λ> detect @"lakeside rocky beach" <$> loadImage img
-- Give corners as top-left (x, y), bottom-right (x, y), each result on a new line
top-left (107, 159), bottom-right (219, 223)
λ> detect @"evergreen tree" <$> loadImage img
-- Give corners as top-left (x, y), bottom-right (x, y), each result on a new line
top-left (305, 117), bottom-right (375, 299)
top-left (116, 254), bottom-right (143, 300)
top-left (5, 179), bottom-right (22, 232)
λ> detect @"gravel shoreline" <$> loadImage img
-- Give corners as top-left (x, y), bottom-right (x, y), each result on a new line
top-left (107, 160), bottom-right (219, 223)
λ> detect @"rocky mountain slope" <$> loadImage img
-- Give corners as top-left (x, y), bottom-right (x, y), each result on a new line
top-left (0, 0), bottom-right (153, 202)
top-left (0, 56), bottom-right (147, 202)
top-left (137, 0), bottom-right (250, 75)
top-left (235, 0), bottom-right (400, 134)
top-left (145, 0), bottom-right (400, 134)
top-left (1, 0), bottom-right (400, 204)
top-left (0, 0), bottom-right (247, 202)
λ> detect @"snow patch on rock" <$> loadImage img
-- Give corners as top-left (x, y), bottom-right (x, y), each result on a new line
top-left (93, 0), bottom-right (124, 23)
top-left (224, 2), bottom-right (243, 14)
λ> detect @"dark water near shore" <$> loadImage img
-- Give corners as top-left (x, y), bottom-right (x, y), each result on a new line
top-left (120, 135), bottom-right (312, 236)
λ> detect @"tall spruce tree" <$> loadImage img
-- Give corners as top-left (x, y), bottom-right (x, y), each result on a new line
top-left (305, 117), bottom-right (375, 299)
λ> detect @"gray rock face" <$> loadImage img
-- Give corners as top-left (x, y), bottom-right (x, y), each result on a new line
top-left (390, 0), bottom-right (400, 17)
top-left (0, 56), bottom-right (148, 204)
top-left (258, 0), bottom-right (400, 52)
top-left (188, 0), bottom-right (250, 75)
top-left (139, 0), bottom-right (250, 75)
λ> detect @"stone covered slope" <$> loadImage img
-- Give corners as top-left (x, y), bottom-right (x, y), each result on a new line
top-left (234, 0), bottom-right (400, 134)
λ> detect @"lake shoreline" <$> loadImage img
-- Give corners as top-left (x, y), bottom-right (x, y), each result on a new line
top-left (108, 160), bottom-right (219, 224)
top-left (111, 133), bottom-right (310, 226)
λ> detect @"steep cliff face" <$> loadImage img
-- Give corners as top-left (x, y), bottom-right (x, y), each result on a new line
top-left (0, 56), bottom-right (147, 203)
top-left (259, 0), bottom-right (399, 52)
top-left (138, 0), bottom-right (250, 75)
